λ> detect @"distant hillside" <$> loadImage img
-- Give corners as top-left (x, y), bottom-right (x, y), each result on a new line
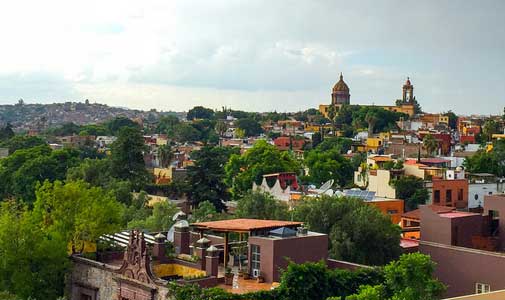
top-left (0, 100), bottom-right (182, 131)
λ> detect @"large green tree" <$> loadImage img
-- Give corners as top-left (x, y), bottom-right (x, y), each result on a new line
top-left (225, 140), bottom-right (301, 198)
top-left (187, 106), bottom-right (215, 120)
top-left (0, 201), bottom-right (68, 300)
top-left (0, 123), bottom-right (14, 141)
top-left (0, 135), bottom-right (46, 154)
top-left (293, 196), bottom-right (401, 265)
top-left (304, 148), bottom-right (354, 188)
top-left (106, 116), bottom-right (140, 135)
top-left (110, 127), bottom-right (150, 189)
top-left (235, 118), bottom-right (263, 137)
top-left (235, 191), bottom-right (290, 220)
top-left (393, 176), bottom-right (429, 211)
top-left (186, 146), bottom-right (239, 210)
top-left (464, 140), bottom-right (505, 177)
top-left (127, 201), bottom-right (179, 232)
top-left (33, 180), bottom-right (123, 254)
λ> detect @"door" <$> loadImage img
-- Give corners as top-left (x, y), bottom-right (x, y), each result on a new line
top-left (250, 244), bottom-right (261, 277)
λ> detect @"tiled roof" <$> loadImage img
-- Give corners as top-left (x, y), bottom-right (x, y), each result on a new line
top-left (370, 156), bottom-right (392, 162)
top-left (191, 219), bottom-right (302, 233)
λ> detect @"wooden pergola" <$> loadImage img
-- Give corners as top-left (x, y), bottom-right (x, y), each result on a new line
top-left (191, 219), bottom-right (303, 267)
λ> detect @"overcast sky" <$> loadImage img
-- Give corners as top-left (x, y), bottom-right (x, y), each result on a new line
top-left (0, 0), bottom-right (504, 115)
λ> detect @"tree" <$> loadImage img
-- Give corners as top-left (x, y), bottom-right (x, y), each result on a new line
top-left (422, 134), bottom-right (438, 156)
top-left (482, 119), bottom-right (499, 142)
top-left (225, 140), bottom-right (301, 198)
top-left (464, 140), bottom-right (505, 177)
top-left (293, 196), bottom-right (401, 265)
top-left (383, 253), bottom-right (445, 300)
top-left (215, 120), bottom-right (228, 138)
top-left (127, 201), bottom-right (179, 232)
top-left (393, 176), bottom-right (429, 211)
top-left (235, 191), bottom-right (290, 220)
top-left (33, 180), bottom-right (124, 254)
top-left (0, 201), bottom-right (68, 300)
top-left (187, 106), bottom-right (215, 120)
top-left (312, 132), bottom-right (322, 148)
top-left (106, 116), bottom-right (140, 135)
top-left (235, 118), bottom-right (263, 137)
top-left (110, 127), bottom-right (150, 189)
top-left (0, 135), bottom-right (46, 154)
top-left (173, 123), bottom-right (201, 142)
top-left (365, 111), bottom-right (379, 137)
top-left (156, 115), bottom-right (180, 134)
top-left (0, 123), bottom-right (14, 141)
top-left (186, 146), bottom-right (239, 210)
top-left (304, 148), bottom-right (354, 188)
top-left (443, 111), bottom-right (458, 130)
top-left (190, 200), bottom-right (220, 223)
top-left (158, 144), bottom-right (173, 168)
top-left (316, 137), bottom-right (352, 153)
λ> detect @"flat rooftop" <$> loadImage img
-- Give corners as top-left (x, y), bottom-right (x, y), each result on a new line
top-left (191, 219), bottom-right (303, 233)
top-left (439, 212), bottom-right (481, 219)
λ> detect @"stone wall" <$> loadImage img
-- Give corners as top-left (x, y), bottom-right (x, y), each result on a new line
top-left (71, 256), bottom-right (171, 300)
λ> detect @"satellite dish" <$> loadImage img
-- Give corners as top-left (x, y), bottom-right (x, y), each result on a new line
top-left (319, 179), bottom-right (334, 192)
top-left (172, 211), bottom-right (186, 221)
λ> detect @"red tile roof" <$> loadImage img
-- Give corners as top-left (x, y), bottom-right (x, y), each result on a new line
top-left (191, 219), bottom-right (303, 233)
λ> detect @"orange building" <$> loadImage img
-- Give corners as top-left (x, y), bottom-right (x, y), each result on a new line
top-left (367, 199), bottom-right (404, 225)
top-left (432, 178), bottom-right (468, 209)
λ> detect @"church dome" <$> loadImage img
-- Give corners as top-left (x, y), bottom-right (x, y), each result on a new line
top-left (333, 73), bottom-right (349, 92)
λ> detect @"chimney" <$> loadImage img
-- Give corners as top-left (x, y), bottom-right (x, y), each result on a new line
top-left (152, 232), bottom-right (167, 261)
top-left (195, 237), bottom-right (211, 270)
top-left (173, 220), bottom-right (190, 255)
top-left (205, 245), bottom-right (219, 277)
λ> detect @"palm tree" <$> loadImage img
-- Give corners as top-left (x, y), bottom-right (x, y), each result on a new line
top-left (158, 144), bottom-right (173, 168)
top-left (365, 111), bottom-right (379, 137)
top-left (423, 134), bottom-right (438, 157)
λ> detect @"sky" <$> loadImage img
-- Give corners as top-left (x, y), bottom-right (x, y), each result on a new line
top-left (0, 0), bottom-right (504, 115)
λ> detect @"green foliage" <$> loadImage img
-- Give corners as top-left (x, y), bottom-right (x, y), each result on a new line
top-left (392, 176), bottom-right (429, 211)
top-left (0, 201), bottom-right (68, 300)
top-left (235, 118), bottom-right (263, 137)
top-left (187, 106), bottom-right (215, 120)
top-left (305, 148), bottom-right (354, 187)
top-left (33, 180), bottom-right (123, 253)
top-left (106, 116), bottom-right (140, 135)
top-left (158, 144), bottom-right (174, 168)
top-left (0, 135), bottom-right (46, 154)
top-left (335, 105), bottom-right (405, 135)
top-left (443, 111), bottom-right (458, 130)
top-left (0, 146), bottom-right (81, 203)
top-left (156, 115), bottom-right (180, 134)
top-left (187, 146), bottom-right (239, 210)
top-left (225, 140), bottom-right (301, 198)
top-left (345, 285), bottom-right (385, 300)
top-left (293, 196), bottom-right (401, 265)
top-left (190, 200), bottom-right (220, 222)
top-left (45, 122), bottom-right (81, 136)
top-left (316, 137), bottom-right (352, 153)
top-left (422, 134), bottom-right (438, 156)
top-left (235, 191), bottom-right (290, 220)
top-left (173, 123), bottom-right (201, 142)
top-left (0, 123), bottom-right (14, 142)
top-left (127, 201), bottom-right (179, 232)
top-left (384, 253), bottom-right (445, 300)
top-left (110, 127), bottom-right (151, 189)
top-left (464, 139), bottom-right (505, 177)
top-left (482, 119), bottom-right (500, 142)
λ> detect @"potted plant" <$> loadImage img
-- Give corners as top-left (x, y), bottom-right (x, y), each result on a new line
top-left (224, 267), bottom-right (234, 285)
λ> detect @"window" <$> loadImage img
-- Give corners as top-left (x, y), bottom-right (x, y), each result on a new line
top-left (446, 190), bottom-right (452, 204)
top-left (458, 189), bottom-right (463, 201)
top-left (476, 283), bottom-right (491, 294)
top-left (434, 190), bottom-right (440, 203)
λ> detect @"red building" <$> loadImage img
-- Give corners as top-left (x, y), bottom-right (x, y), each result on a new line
top-left (273, 136), bottom-right (305, 151)
top-left (431, 178), bottom-right (468, 209)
